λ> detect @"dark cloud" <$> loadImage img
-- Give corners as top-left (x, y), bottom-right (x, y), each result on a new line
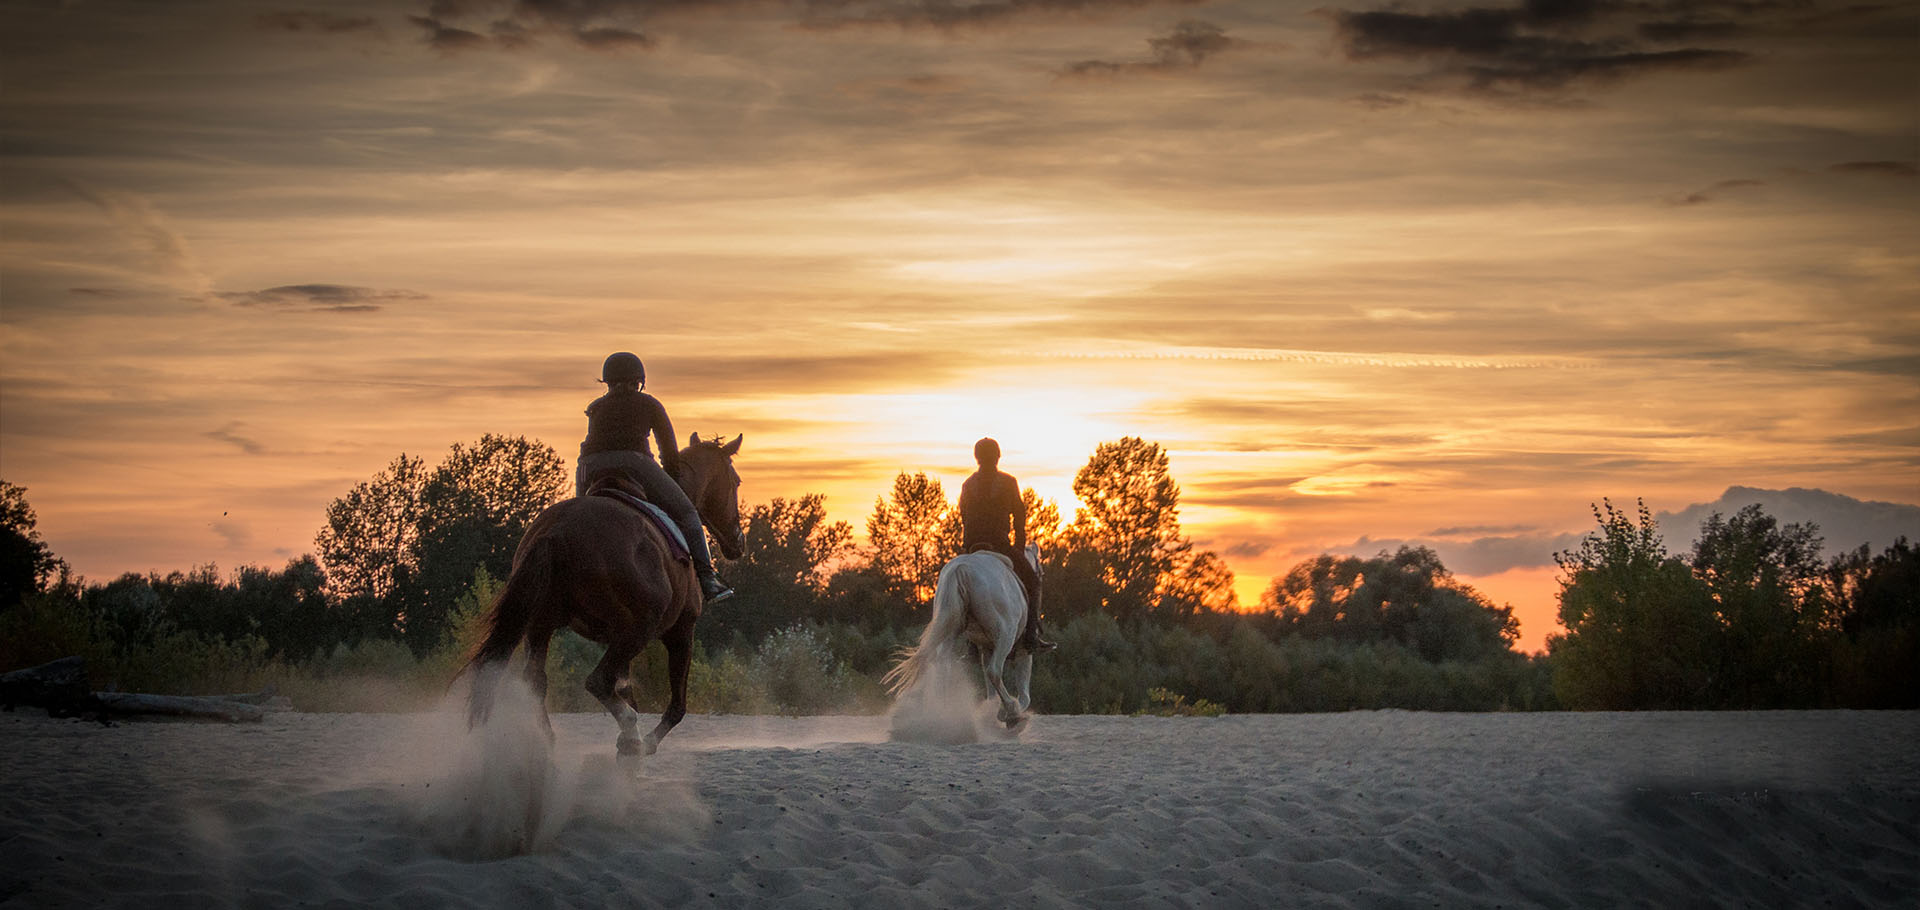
top-left (205, 422), bottom-right (267, 455)
top-left (1061, 20), bottom-right (1238, 77)
top-left (216, 284), bottom-right (427, 313)
top-left (398, 0), bottom-right (703, 51)
top-left (797, 0), bottom-right (1206, 31)
top-left (574, 26), bottom-right (654, 50)
top-left (1218, 539), bottom-right (1274, 559)
top-left (255, 11), bottom-right (380, 33)
top-left (1829, 160), bottom-right (1918, 178)
top-left (650, 350), bottom-right (965, 397)
top-left (1637, 19), bottom-right (1743, 42)
top-left (1464, 46), bottom-right (1746, 89)
top-left (1658, 486), bottom-right (1920, 558)
top-left (1352, 91), bottom-right (1411, 109)
top-left (1332, 529), bottom-right (1588, 575)
top-left (407, 15), bottom-right (491, 51)
top-left (209, 519), bottom-right (251, 548)
top-left (1327, 0), bottom-right (1752, 91)
top-left (1668, 177), bottom-right (1764, 205)
top-left (1426, 523), bottom-right (1538, 536)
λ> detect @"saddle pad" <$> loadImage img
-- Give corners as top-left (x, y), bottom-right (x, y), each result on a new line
top-left (591, 489), bottom-right (692, 563)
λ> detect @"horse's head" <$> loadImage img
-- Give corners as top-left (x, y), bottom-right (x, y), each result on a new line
top-left (676, 432), bottom-right (745, 561)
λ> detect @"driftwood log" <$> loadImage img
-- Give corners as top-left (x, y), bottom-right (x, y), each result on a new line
top-left (91, 692), bottom-right (266, 723)
top-left (0, 656), bottom-right (99, 718)
top-left (1, 657), bottom-right (285, 723)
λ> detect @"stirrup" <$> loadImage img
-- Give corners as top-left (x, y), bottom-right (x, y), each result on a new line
top-left (700, 576), bottom-right (735, 604)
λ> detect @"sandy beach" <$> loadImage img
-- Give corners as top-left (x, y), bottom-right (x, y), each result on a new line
top-left (3, 703), bottom-right (1915, 909)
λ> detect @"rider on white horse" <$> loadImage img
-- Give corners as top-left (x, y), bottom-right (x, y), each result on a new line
top-left (957, 437), bottom-right (1056, 653)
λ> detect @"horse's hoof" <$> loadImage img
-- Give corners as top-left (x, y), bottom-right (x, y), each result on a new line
top-left (642, 737), bottom-right (660, 756)
top-left (617, 737), bottom-right (644, 756)
top-left (1004, 714), bottom-right (1030, 734)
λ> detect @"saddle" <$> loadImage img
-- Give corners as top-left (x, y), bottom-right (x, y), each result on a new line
top-left (966, 542), bottom-right (1035, 601)
top-left (589, 481), bottom-right (691, 563)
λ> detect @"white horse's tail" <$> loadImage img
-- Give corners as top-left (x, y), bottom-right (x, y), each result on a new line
top-left (883, 561), bottom-right (970, 696)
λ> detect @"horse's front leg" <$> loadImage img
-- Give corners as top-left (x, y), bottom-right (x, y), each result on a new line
top-left (643, 622), bottom-right (694, 755)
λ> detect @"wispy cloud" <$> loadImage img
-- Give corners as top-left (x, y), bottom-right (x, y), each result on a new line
top-left (798, 0), bottom-right (1206, 31)
top-left (255, 10), bottom-right (380, 34)
top-left (215, 284), bottom-right (428, 313)
top-left (1061, 20), bottom-right (1239, 77)
top-left (1325, 0), bottom-right (1752, 92)
top-left (1829, 160), bottom-right (1917, 178)
top-left (206, 422), bottom-right (267, 455)
top-left (1668, 177), bottom-right (1765, 206)
top-left (62, 180), bottom-right (209, 295)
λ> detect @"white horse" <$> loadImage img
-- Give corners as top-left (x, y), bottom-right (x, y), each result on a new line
top-left (883, 545), bottom-right (1040, 730)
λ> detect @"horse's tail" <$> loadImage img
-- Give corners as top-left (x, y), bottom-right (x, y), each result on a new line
top-left (883, 559), bottom-right (968, 697)
top-left (465, 535), bottom-right (554, 727)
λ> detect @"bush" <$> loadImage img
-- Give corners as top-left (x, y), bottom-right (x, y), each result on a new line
top-left (1137, 687), bottom-right (1226, 717)
top-left (750, 623), bottom-right (858, 715)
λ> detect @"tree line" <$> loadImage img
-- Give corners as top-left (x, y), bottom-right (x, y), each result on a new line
top-left (2, 436), bottom-right (1913, 712)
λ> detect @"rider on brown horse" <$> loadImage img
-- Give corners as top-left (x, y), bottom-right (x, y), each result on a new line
top-left (957, 437), bottom-right (1055, 653)
top-left (574, 352), bottom-right (734, 604)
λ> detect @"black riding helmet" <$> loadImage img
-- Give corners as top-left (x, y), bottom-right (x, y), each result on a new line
top-left (601, 351), bottom-right (645, 387)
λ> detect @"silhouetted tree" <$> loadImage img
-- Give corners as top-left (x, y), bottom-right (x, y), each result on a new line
top-left (315, 454), bottom-right (427, 603)
top-left (1068, 437), bottom-right (1192, 620)
top-left (1022, 487), bottom-right (1065, 556)
top-left (1259, 546), bottom-right (1514, 660)
top-left (1690, 504), bottom-right (1830, 706)
top-left (1548, 500), bottom-right (1717, 709)
top-left (866, 472), bottom-right (961, 603)
top-left (710, 495), bottom-right (856, 644)
top-left (232, 557), bottom-right (333, 659)
top-left (1, 481), bottom-right (67, 612)
top-left (1162, 549), bottom-right (1239, 619)
top-left (735, 494), bottom-right (854, 592)
top-left (1824, 537), bottom-right (1918, 707)
top-left (315, 435), bottom-right (567, 653)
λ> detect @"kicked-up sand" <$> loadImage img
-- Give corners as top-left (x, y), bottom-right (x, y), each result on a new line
top-left (2, 695), bottom-right (1915, 908)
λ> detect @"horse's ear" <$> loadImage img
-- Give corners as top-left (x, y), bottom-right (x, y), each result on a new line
top-left (721, 434), bottom-right (742, 456)
top-left (689, 432), bottom-right (701, 446)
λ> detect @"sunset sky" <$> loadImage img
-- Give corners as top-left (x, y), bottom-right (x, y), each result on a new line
top-left (3, 0), bottom-right (1915, 651)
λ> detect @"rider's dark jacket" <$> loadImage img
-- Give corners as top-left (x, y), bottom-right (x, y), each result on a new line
top-left (580, 388), bottom-right (678, 472)
top-left (959, 468), bottom-right (1026, 552)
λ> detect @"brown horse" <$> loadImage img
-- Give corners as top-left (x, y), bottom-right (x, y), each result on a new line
top-left (465, 433), bottom-right (744, 756)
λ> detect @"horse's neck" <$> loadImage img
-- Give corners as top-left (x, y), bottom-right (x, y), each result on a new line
top-left (674, 463), bottom-right (711, 523)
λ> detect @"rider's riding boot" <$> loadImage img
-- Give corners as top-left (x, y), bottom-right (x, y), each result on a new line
top-left (697, 564), bottom-right (735, 604)
top-left (1020, 591), bottom-right (1056, 653)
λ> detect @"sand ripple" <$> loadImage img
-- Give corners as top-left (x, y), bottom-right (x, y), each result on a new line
top-left (2, 709), bottom-right (1916, 908)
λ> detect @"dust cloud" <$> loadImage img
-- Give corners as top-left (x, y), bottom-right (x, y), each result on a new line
top-left (886, 657), bottom-right (1021, 745)
top-left (395, 667), bottom-right (710, 861)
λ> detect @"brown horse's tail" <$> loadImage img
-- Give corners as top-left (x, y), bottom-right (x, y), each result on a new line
top-left (466, 535), bottom-right (554, 728)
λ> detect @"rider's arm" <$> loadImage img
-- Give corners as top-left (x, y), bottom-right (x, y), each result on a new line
top-left (1009, 476), bottom-right (1027, 552)
top-left (647, 395), bottom-right (681, 474)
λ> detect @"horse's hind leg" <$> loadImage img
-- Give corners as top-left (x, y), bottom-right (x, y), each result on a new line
top-left (643, 620), bottom-right (694, 755)
top-left (1011, 651), bottom-right (1034, 715)
top-left (979, 635), bottom-right (1026, 726)
top-left (523, 628), bottom-right (556, 743)
top-left (585, 637), bottom-right (647, 755)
